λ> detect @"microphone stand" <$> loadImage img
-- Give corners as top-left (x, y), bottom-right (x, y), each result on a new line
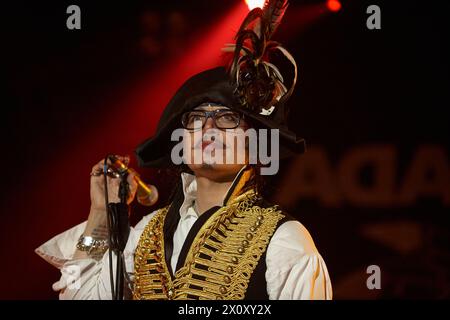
top-left (105, 158), bottom-right (131, 300)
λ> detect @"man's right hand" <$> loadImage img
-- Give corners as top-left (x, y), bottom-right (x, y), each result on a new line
top-left (89, 155), bottom-right (138, 212)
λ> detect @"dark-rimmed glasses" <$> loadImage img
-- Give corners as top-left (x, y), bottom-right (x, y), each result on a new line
top-left (181, 110), bottom-right (243, 130)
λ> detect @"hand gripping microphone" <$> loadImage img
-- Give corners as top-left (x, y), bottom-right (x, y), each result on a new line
top-left (108, 155), bottom-right (159, 206)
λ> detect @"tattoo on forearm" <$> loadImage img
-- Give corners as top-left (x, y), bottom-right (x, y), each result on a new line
top-left (91, 225), bottom-right (108, 239)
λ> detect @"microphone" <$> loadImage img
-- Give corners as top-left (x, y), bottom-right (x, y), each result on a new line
top-left (108, 155), bottom-right (159, 206)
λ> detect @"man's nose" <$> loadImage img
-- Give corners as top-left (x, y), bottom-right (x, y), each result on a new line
top-left (203, 116), bottom-right (216, 131)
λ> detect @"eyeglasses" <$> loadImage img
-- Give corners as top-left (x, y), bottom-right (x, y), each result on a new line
top-left (181, 110), bottom-right (243, 130)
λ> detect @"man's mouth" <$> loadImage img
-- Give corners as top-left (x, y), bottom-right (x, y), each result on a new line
top-left (194, 139), bottom-right (226, 150)
top-left (202, 141), bottom-right (213, 150)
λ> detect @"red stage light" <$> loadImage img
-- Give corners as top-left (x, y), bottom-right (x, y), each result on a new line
top-left (245, 0), bottom-right (265, 11)
top-left (327, 0), bottom-right (341, 12)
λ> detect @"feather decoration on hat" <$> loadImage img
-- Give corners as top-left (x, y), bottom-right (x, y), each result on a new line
top-left (222, 0), bottom-right (297, 122)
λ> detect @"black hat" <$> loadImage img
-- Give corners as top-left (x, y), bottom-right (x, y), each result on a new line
top-left (135, 67), bottom-right (305, 167)
top-left (135, 1), bottom-right (306, 167)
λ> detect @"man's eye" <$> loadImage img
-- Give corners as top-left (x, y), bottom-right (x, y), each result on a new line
top-left (222, 114), bottom-right (237, 121)
top-left (190, 115), bottom-right (203, 122)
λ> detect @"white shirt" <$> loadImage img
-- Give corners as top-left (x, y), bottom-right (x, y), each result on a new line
top-left (35, 172), bottom-right (332, 300)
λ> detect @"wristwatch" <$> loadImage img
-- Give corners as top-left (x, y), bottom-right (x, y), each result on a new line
top-left (76, 235), bottom-right (109, 255)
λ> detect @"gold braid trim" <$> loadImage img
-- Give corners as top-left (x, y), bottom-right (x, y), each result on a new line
top-left (133, 206), bottom-right (172, 300)
top-left (133, 190), bottom-right (284, 300)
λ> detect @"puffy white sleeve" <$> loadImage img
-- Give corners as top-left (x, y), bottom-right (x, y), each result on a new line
top-left (35, 212), bottom-right (157, 300)
top-left (265, 220), bottom-right (333, 300)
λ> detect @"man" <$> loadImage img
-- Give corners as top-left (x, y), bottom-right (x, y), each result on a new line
top-left (35, 1), bottom-right (332, 299)
top-left (35, 67), bottom-right (332, 300)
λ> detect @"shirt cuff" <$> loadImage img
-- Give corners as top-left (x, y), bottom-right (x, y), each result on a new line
top-left (35, 221), bottom-right (87, 269)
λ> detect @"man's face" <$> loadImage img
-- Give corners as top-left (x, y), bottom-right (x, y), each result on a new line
top-left (182, 104), bottom-right (250, 182)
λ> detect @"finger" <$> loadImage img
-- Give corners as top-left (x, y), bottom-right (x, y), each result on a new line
top-left (91, 161), bottom-right (108, 177)
top-left (91, 160), bottom-right (104, 173)
top-left (114, 155), bottom-right (130, 166)
top-left (91, 156), bottom-right (125, 177)
top-left (127, 176), bottom-right (139, 196)
top-left (90, 166), bottom-right (103, 177)
top-left (126, 167), bottom-right (137, 180)
top-left (92, 158), bottom-right (111, 173)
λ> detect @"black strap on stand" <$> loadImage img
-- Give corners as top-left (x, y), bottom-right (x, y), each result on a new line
top-left (104, 156), bottom-right (131, 300)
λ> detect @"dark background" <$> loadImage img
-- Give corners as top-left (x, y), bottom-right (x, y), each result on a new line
top-left (2, 0), bottom-right (449, 299)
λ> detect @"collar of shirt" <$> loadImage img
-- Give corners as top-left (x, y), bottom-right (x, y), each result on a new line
top-left (179, 172), bottom-right (198, 219)
top-left (178, 165), bottom-right (249, 220)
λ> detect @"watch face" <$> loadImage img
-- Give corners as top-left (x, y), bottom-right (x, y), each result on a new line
top-left (82, 236), bottom-right (95, 246)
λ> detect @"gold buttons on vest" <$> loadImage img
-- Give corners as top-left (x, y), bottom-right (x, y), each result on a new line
top-left (219, 286), bottom-right (227, 294)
